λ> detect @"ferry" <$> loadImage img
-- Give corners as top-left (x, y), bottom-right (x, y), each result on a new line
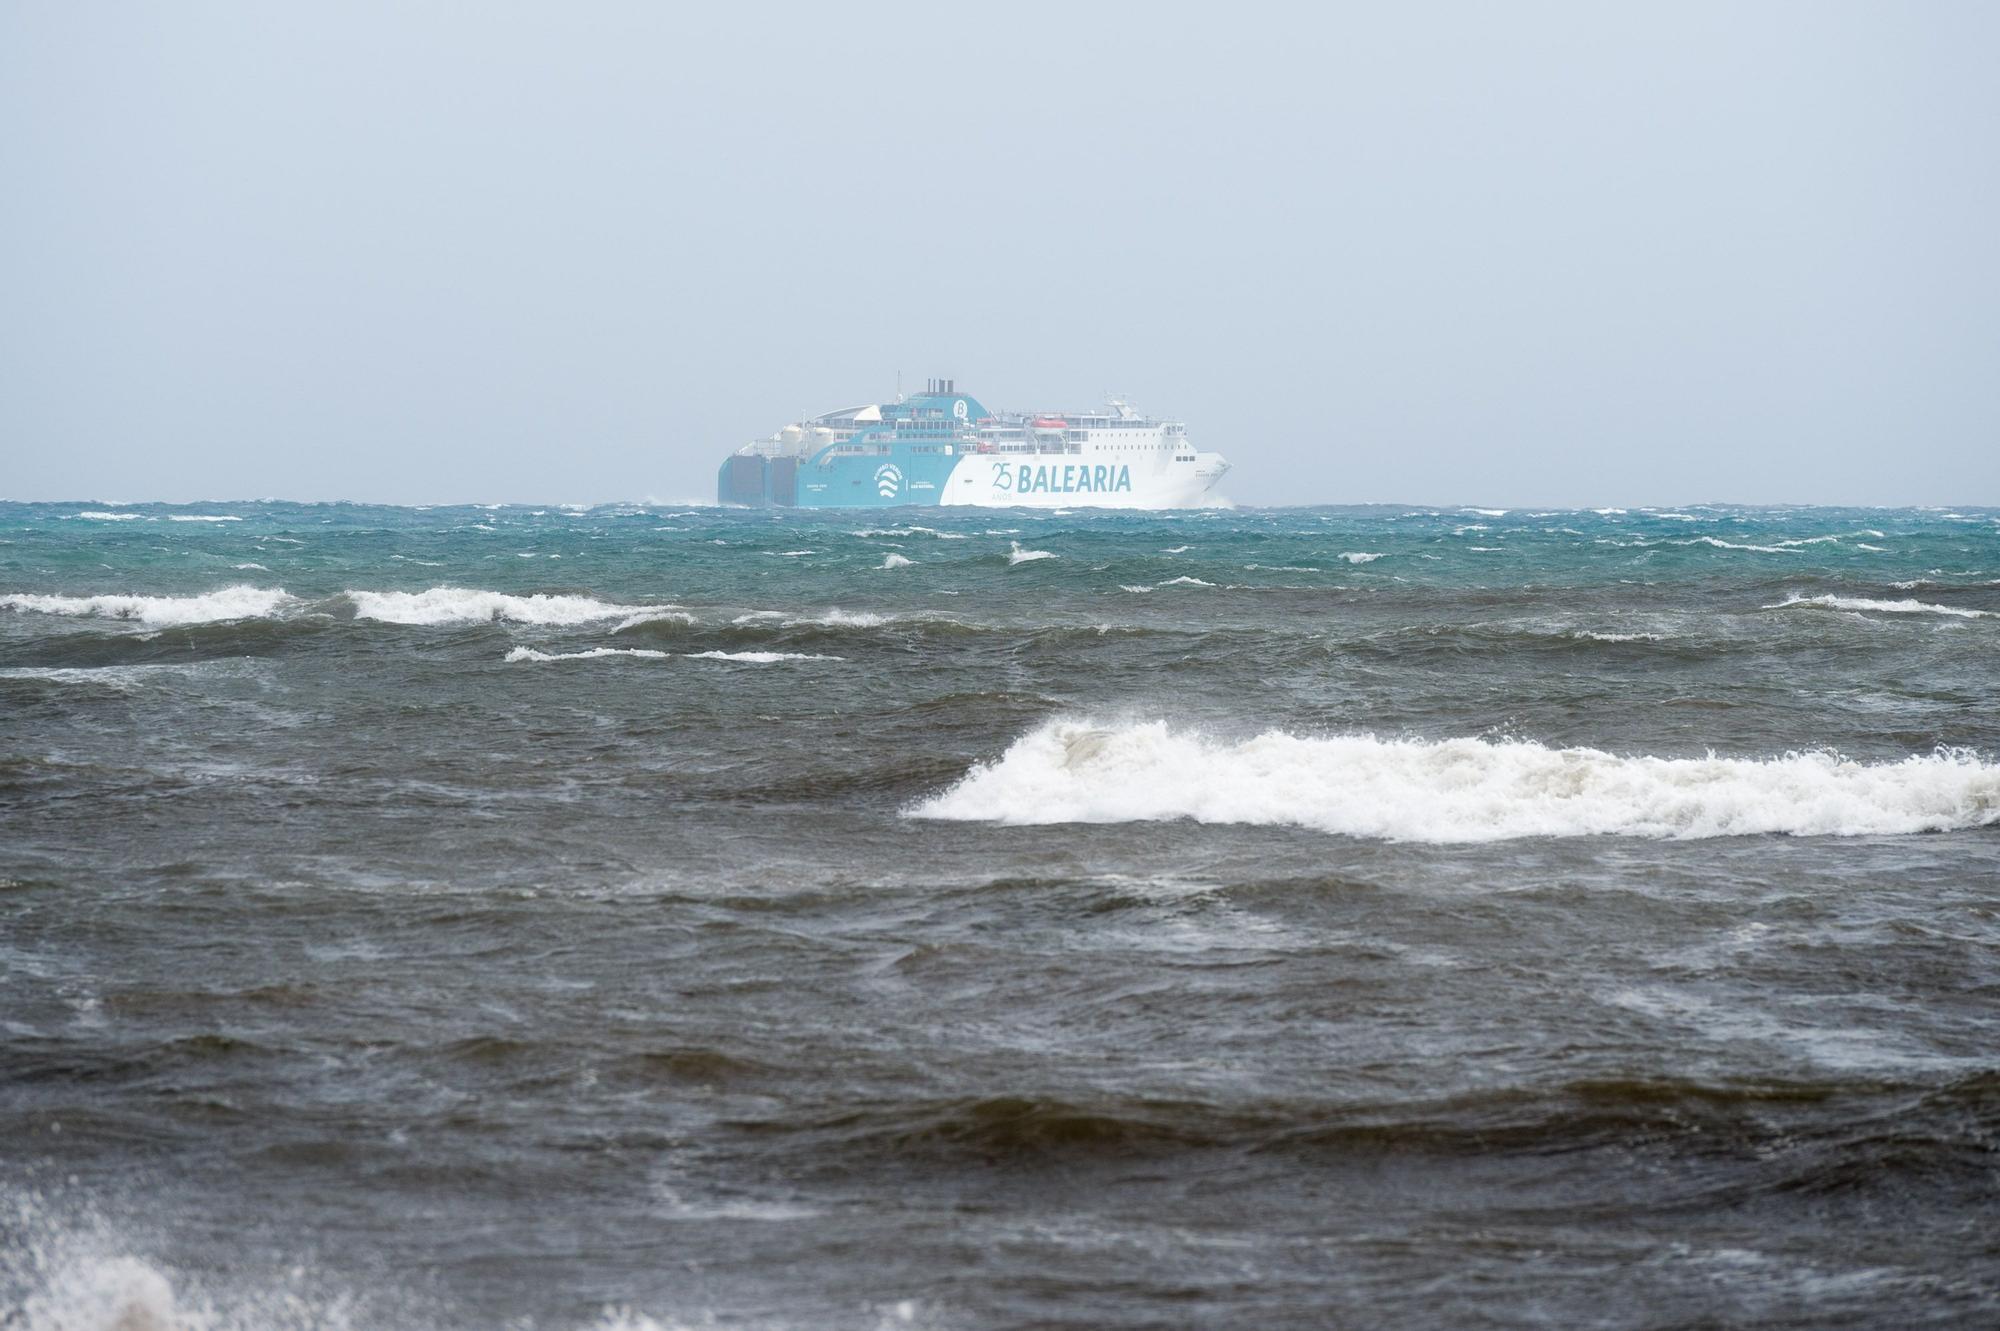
top-left (716, 380), bottom-right (1230, 509)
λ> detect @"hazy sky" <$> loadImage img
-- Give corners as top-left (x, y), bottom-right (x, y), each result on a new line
top-left (2, 2), bottom-right (1994, 506)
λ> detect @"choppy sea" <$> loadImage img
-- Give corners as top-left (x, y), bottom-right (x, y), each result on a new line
top-left (3, 500), bottom-right (1997, 1330)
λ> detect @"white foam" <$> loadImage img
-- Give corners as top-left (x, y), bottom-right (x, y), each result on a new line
top-left (231, 563), bottom-right (269, 571)
top-left (1767, 594), bottom-right (1991, 619)
top-left (880, 553), bottom-right (915, 569)
top-left (0, 663), bottom-right (220, 689)
top-left (910, 721), bottom-right (2000, 843)
top-left (1338, 552), bottom-right (1384, 564)
top-left (1694, 536), bottom-right (1793, 553)
top-left (1155, 575), bottom-right (1215, 587)
top-left (345, 587), bottom-right (652, 625)
top-left (853, 525), bottom-right (967, 540)
top-left (1462, 507), bottom-right (1509, 517)
top-left (0, 585), bottom-right (292, 626)
top-left (686, 650), bottom-right (841, 663)
top-left (610, 609), bottom-right (696, 632)
top-left (782, 609), bottom-right (891, 627)
top-left (506, 646), bottom-right (671, 663)
top-left (1163, 545), bottom-right (1191, 553)
top-left (73, 511), bottom-right (142, 521)
top-left (167, 514), bottom-right (241, 523)
top-left (1008, 542), bottom-right (1056, 565)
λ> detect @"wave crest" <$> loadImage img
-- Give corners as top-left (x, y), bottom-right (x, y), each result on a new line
top-left (344, 587), bottom-right (654, 625)
top-left (1767, 594), bottom-right (1991, 619)
top-left (0, 585), bottom-right (292, 626)
top-left (909, 721), bottom-right (2000, 842)
top-left (1007, 542), bottom-right (1055, 565)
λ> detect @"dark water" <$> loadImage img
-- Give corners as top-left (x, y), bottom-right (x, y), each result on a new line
top-left (3, 501), bottom-right (1997, 1330)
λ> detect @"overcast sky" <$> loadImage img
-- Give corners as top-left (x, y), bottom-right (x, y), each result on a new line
top-left (2, 2), bottom-right (1994, 506)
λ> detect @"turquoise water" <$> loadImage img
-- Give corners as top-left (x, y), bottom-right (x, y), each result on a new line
top-left (3, 500), bottom-right (1998, 1329)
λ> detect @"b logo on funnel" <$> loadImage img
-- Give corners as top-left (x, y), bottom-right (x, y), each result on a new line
top-left (874, 464), bottom-right (903, 500)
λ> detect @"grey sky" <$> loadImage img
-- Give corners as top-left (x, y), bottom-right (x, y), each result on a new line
top-left (2, 2), bottom-right (1994, 506)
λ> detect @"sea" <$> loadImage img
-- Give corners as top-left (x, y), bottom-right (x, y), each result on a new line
top-left (2, 499), bottom-right (1997, 1331)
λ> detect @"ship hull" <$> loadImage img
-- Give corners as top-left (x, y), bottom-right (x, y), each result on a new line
top-left (724, 448), bottom-right (1230, 509)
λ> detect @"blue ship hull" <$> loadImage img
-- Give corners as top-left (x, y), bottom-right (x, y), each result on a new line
top-left (718, 445), bottom-right (961, 509)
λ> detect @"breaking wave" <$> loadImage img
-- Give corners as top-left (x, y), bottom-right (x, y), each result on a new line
top-left (73, 511), bottom-right (142, 521)
top-left (1, 1189), bottom-right (874, 1331)
top-left (686, 650), bottom-right (841, 663)
top-left (1007, 542), bottom-right (1055, 565)
top-left (1338, 552), bottom-right (1383, 564)
top-left (879, 553), bottom-right (915, 569)
top-left (910, 721), bottom-right (2000, 842)
top-left (505, 646), bottom-right (671, 663)
top-left (506, 647), bottom-right (838, 664)
top-left (0, 585), bottom-right (292, 626)
top-left (1766, 594), bottom-right (1992, 620)
top-left (344, 587), bottom-right (656, 625)
top-left (853, 525), bottom-right (967, 540)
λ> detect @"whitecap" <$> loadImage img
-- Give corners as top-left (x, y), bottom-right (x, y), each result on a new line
top-left (611, 609), bottom-right (697, 632)
top-left (72, 511), bottom-right (143, 521)
top-left (911, 721), bottom-right (2000, 843)
top-left (686, 650), bottom-right (842, 663)
top-left (853, 525), bottom-right (967, 540)
top-left (505, 646), bottom-right (671, 663)
top-left (1765, 594), bottom-right (1990, 619)
top-left (1008, 542), bottom-right (1056, 565)
top-left (880, 553), bottom-right (916, 569)
top-left (1338, 552), bottom-right (1383, 564)
top-left (780, 609), bottom-right (892, 628)
top-left (1462, 507), bottom-right (1509, 517)
top-left (1155, 575), bottom-right (1215, 587)
top-left (231, 563), bottom-right (269, 571)
top-left (0, 585), bottom-right (292, 625)
top-left (167, 514), bottom-right (242, 523)
top-left (345, 587), bottom-right (654, 626)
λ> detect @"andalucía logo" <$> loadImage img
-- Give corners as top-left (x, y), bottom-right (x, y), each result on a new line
top-left (874, 463), bottom-right (904, 500)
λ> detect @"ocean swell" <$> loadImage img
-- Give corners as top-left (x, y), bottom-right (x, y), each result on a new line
top-left (910, 721), bottom-right (2000, 842)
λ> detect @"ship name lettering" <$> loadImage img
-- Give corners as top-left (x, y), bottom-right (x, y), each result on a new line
top-left (1013, 464), bottom-right (1131, 494)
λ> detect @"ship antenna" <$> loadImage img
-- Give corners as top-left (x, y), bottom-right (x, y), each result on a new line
top-left (896, 370), bottom-right (903, 403)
